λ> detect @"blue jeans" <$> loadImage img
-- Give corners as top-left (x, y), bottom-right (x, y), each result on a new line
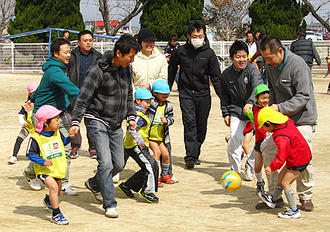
top-left (85, 119), bottom-right (125, 209)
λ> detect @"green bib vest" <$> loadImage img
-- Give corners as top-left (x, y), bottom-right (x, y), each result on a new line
top-left (124, 111), bottom-right (150, 149)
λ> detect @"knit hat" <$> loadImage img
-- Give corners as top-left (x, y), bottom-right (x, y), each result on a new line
top-left (138, 28), bottom-right (155, 44)
top-left (27, 82), bottom-right (38, 94)
top-left (35, 105), bottom-right (62, 133)
top-left (257, 106), bottom-right (289, 129)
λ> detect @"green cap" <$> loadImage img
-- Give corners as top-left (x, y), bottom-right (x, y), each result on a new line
top-left (255, 84), bottom-right (269, 96)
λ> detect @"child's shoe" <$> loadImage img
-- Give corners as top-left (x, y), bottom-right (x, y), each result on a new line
top-left (8, 156), bottom-right (17, 164)
top-left (158, 179), bottom-right (164, 187)
top-left (161, 174), bottom-right (175, 184)
top-left (117, 183), bottom-right (134, 198)
top-left (90, 151), bottom-right (97, 159)
top-left (51, 213), bottom-right (69, 225)
top-left (69, 149), bottom-right (79, 159)
top-left (256, 179), bottom-right (265, 196)
top-left (278, 208), bottom-right (301, 219)
top-left (138, 190), bottom-right (159, 204)
top-left (43, 195), bottom-right (53, 212)
top-left (259, 192), bottom-right (276, 208)
top-left (171, 175), bottom-right (179, 183)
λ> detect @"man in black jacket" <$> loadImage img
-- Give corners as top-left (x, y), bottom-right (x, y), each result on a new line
top-left (68, 30), bottom-right (103, 159)
top-left (69, 34), bottom-right (139, 218)
top-left (290, 30), bottom-right (321, 69)
top-left (168, 20), bottom-right (222, 169)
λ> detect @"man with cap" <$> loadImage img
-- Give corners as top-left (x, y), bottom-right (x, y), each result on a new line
top-left (131, 28), bottom-right (168, 90)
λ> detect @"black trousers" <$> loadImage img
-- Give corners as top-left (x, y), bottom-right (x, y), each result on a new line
top-left (179, 92), bottom-right (211, 163)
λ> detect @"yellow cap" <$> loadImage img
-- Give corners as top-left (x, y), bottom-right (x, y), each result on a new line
top-left (257, 106), bottom-right (289, 129)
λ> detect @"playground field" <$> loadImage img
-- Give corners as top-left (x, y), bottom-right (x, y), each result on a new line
top-left (0, 72), bottom-right (329, 231)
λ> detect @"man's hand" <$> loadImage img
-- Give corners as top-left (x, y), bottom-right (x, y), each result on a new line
top-left (243, 103), bottom-right (253, 115)
top-left (129, 120), bottom-right (137, 131)
top-left (265, 166), bottom-right (272, 176)
top-left (24, 101), bottom-right (34, 112)
top-left (44, 159), bottom-right (53, 167)
top-left (69, 126), bottom-right (80, 138)
top-left (224, 116), bottom-right (230, 127)
top-left (270, 104), bottom-right (279, 112)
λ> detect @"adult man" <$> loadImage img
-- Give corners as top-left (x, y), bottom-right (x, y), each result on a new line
top-left (164, 33), bottom-right (180, 56)
top-left (245, 31), bottom-right (257, 57)
top-left (68, 30), bottom-right (103, 159)
top-left (69, 34), bottom-right (140, 218)
top-left (290, 30), bottom-right (321, 69)
top-left (259, 35), bottom-right (317, 211)
top-left (168, 20), bottom-right (222, 169)
top-left (219, 41), bottom-right (262, 178)
top-left (23, 38), bottom-right (80, 195)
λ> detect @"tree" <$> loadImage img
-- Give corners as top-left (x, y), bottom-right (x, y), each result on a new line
top-left (204, 0), bottom-right (250, 40)
top-left (249, 0), bottom-right (309, 40)
top-left (302, 0), bottom-right (330, 32)
top-left (8, 0), bottom-right (85, 42)
top-left (0, 0), bottom-right (15, 36)
top-left (140, 0), bottom-right (204, 41)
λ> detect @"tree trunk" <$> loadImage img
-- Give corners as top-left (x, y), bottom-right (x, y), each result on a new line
top-left (302, 0), bottom-right (330, 32)
top-left (98, 0), bottom-right (111, 35)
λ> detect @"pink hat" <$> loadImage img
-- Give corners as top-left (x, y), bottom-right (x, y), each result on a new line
top-left (27, 82), bottom-right (38, 94)
top-left (35, 105), bottom-right (62, 133)
top-left (164, 53), bottom-right (171, 57)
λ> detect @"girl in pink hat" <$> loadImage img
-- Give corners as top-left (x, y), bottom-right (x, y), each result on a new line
top-left (8, 82), bottom-right (38, 165)
top-left (26, 105), bottom-right (74, 225)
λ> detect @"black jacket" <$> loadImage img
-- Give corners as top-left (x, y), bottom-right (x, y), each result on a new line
top-left (290, 38), bottom-right (321, 67)
top-left (168, 38), bottom-right (222, 97)
top-left (164, 42), bottom-right (180, 55)
top-left (71, 51), bottom-right (136, 130)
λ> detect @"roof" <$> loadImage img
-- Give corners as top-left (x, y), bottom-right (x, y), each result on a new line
top-left (93, 20), bottom-right (119, 27)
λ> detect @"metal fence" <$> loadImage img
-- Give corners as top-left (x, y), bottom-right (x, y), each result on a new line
top-left (0, 40), bottom-right (329, 72)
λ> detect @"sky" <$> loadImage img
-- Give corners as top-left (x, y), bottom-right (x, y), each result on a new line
top-left (79, 0), bottom-right (329, 27)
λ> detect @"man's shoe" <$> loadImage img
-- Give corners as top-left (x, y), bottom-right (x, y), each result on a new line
top-left (117, 183), bottom-right (134, 198)
top-left (8, 156), bottom-right (17, 164)
top-left (69, 149), bottom-right (78, 159)
top-left (51, 213), bottom-right (69, 225)
top-left (299, 199), bottom-right (314, 211)
top-left (23, 171), bottom-right (41, 190)
top-left (256, 197), bottom-right (284, 210)
top-left (278, 208), bottom-right (301, 219)
top-left (112, 173), bottom-right (120, 183)
top-left (160, 174), bottom-right (175, 184)
top-left (90, 151), bottom-right (97, 159)
top-left (85, 180), bottom-right (103, 203)
top-left (185, 160), bottom-right (194, 169)
top-left (138, 191), bottom-right (159, 204)
top-left (62, 184), bottom-right (78, 196)
top-left (194, 159), bottom-right (201, 165)
top-left (105, 207), bottom-right (118, 218)
top-left (258, 193), bottom-right (276, 208)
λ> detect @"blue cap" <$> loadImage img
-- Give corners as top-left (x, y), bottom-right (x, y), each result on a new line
top-left (152, 80), bottom-right (170, 94)
top-left (134, 87), bottom-right (154, 100)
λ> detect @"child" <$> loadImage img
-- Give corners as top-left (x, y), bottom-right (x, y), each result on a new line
top-left (148, 80), bottom-right (176, 186)
top-left (257, 107), bottom-right (312, 219)
top-left (323, 56), bottom-right (330, 94)
top-left (118, 88), bottom-right (159, 203)
top-left (26, 105), bottom-right (73, 225)
top-left (8, 82), bottom-right (38, 165)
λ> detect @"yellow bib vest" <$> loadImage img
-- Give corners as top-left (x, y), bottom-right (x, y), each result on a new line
top-left (149, 104), bottom-right (166, 141)
top-left (21, 102), bottom-right (35, 133)
top-left (32, 131), bottom-right (67, 179)
top-left (124, 111), bottom-right (150, 149)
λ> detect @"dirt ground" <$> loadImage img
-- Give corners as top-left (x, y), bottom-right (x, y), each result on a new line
top-left (0, 72), bottom-right (329, 232)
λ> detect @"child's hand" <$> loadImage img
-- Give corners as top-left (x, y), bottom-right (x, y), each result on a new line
top-left (129, 120), bottom-right (137, 131)
top-left (161, 116), bottom-right (168, 125)
top-left (139, 142), bottom-right (146, 148)
top-left (44, 159), bottom-right (53, 166)
top-left (224, 116), bottom-right (230, 127)
top-left (24, 101), bottom-right (34, 112)
top-left (265, 166), bottom-right (272, 176)
top-left (23, 122), bottom-right (28, 127)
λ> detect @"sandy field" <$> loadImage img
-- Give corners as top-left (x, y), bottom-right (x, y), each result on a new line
top-left (0, 72), bottom-right (329, 232)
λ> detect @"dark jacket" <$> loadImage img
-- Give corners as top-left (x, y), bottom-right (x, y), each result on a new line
top-left (164, 42), bottom-right (180, 55)
top-left (68, 46), bottom-right (103, 86)
top-left (219, 63), bottom-right (262, 120)
top-left (168, 38), bottom-right (222, 97)
top-left (290, 37), bottom-right (321, 67)
top-left (71, 50), bottom-right (136, 130)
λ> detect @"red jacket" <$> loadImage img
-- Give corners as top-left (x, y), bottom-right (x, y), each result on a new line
top-left (270, 119), bottom-right (312, 171)
top-left (253, 105), bottom-right (266, 143)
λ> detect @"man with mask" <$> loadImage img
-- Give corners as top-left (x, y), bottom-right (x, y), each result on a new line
top-left (168, 20), bottom-right (222, 169)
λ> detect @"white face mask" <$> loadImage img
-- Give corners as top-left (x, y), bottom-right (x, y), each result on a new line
top-left (191, 38), bottom-right (204, 48)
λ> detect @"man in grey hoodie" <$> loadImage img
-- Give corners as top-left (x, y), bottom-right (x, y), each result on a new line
top-left (259, 35), bottom-right (317, 211)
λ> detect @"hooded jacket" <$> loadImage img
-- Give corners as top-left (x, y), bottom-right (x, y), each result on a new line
top-left (131, 47), bottom-right (168, 89)
top-left (168, 38), bottom-right (222, 97)
top-left (31, 56), bottom-right (80, 112)
top-left (71, 50), bottom-right (136, 130)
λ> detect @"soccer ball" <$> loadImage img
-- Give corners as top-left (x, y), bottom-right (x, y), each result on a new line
top-left (220, 170), bottom-right (242, 192)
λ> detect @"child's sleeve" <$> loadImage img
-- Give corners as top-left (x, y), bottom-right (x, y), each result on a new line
top-left (269, 136), bottom-right (290, 171)
top-left (128, 116), bottom-right (146, 146)
top-left (60, 131), bottom-right (73, 146)
top-left (26, 137), bottom-right (46, 166)
top-left (165, 101), bottom-right (174, 126)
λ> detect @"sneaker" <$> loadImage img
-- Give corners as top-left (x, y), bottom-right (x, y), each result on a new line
top-left (51, 213), bottom-right (69, 225)
top-left (242, 162), bottom-right (254, 181)
top-left (256, 179), bottom-right (265, 196)
top-left (90, 151), bottom-right (97, 159)
top-left (69, 149), bottom-right (78, 159)
top-left (61, 184), bottom-right (78, 196)
top-left (23, 171), bottom-right (41, 191)
top-left (171, 175), bottom-right (179, 183)
top-left (258, 193), bottom-right (276, 208)
top-left (299, 199), bottom-right (314, 211)
top-left (112, 173), bottom-right (120, 183)
top-left (117, 183), bottom-right (134, 198)
top-left (194, 159), bottom-right (201, 165)
top-left (43, 195), bottom-right (53, 212)
top-left (278, 208), bottom-right (301, 219)
top-left (138, 191), bottom-right (159, 204)
top-left (158, 179), bottom-right (164, 187)
top-left (8, 156), bottom-right (17, 164)
top-left (256, 197), bottom-right (284, 210)
top-left (160, 174), bottom-right (175, 184)
top-left (85, 180), bottom-right (103, 203)
top-left (185, 160), bottom-right (194, 169)
top-left (105, 207), bottom-right (118, 218)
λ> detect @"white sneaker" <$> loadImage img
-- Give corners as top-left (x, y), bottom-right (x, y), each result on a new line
top-left (8, 156), bottom-right (17, 164)
top-left (243, 162), bottom-right (254, 181)
top-left (62, 184), bottom-right (78, 196)
top-left (105, 207), bottom-right (118, 218)
top-left (171, 175), bottom-right (179, 183)
top-left (112, 173), bottom-right (120, 183)
top-left (29, 178), bottom-right (42, 191)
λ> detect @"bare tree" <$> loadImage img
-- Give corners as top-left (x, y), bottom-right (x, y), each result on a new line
top-left (98, 0), bottom-right (111, 35)
top-left (302, 0), bottom-right (330, 32)
top-left (203, 0), bottom-right (250, 40)
top-left (0, 0), bottom-right (15, 36)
